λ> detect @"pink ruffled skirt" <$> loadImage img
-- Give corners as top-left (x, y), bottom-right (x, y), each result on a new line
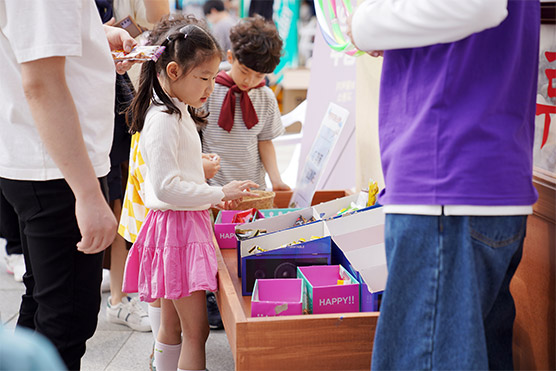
top-left (122, 209), bottom-right (218, 302)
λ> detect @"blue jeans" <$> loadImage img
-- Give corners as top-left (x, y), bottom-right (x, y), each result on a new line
top-left (371, 213), bottom-right (527, 370)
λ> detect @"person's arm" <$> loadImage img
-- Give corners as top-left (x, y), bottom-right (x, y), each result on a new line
top-left (258, 140), bottom-right (291, 191)
top-left (21, 57), bottom-right (117, 254)
top-left (350, 0), bottom-right (508, 51)
top-left (143, 0), bottom-right (170, 24)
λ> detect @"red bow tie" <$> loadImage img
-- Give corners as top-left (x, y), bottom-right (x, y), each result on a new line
top-left (215, 70), bottom-right (265, 132)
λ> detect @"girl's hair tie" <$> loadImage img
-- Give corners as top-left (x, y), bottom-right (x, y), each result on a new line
top-left (151, 46), bottom-right (166, 62)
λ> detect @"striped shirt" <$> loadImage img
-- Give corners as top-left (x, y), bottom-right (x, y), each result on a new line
top-left (201, 83), bottom-right (284, 190)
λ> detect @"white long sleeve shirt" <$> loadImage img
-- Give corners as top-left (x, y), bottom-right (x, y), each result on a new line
top-left (351, 0), bottom-right (509, 51)
top-left (139, 98), bottom-right (225, 211)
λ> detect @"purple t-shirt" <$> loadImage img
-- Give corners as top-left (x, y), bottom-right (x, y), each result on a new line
top-left (378, 0), bottom-right (540, 207)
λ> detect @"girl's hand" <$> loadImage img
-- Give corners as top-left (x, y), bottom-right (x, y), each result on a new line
top-left (202, 153), bottom-right (220, 180)
top-left (222, 180), bottom-right (259, 201)
top-left (214, 200), bottom-right (240, 210)
top-left (224, 199), bottom-right (240, 210)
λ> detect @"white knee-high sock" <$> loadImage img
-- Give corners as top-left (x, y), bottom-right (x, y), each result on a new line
top-left (148, 305), bottom-right (161, 341)
top-left (153, 341), bottom-right (181, 371)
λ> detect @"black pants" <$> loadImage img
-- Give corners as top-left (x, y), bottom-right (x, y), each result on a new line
top-left (0, 177), bottom-right (107, 370)
top-left (0, 190), bottom-right (22, 255)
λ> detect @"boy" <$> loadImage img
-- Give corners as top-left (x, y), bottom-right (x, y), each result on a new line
top-left (202, 15), bottom-right (291, 191)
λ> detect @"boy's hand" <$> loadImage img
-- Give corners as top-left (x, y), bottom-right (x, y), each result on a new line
top-left (222, 180), bottom-right (259, 201)
top-left (271, 181), bottom-right (291, 191)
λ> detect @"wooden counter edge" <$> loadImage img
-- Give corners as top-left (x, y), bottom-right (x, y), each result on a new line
top-left (215, 241), bottom-right (246, 364)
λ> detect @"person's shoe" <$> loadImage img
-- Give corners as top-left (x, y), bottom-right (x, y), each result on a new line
top-left (5, 254), bottom-right (25, 282)
top-left (101, 269), bottom-right (111, 293)
top-left (106, 296), bottom-right (151, 332)
top-left (206, 292), bottom-right (224, 330)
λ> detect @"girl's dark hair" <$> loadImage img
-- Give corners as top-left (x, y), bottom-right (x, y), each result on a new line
top-left (127, 20), bottom-right (221, 133)
top-left (230, 15), bottom-right (283, 74)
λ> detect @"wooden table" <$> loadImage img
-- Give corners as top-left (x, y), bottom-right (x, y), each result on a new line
top-left (215, 247), bottom-right (379, 370)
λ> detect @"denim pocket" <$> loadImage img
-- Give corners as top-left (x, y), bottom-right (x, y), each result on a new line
top-left (469, 215), bottom-right (526, 249)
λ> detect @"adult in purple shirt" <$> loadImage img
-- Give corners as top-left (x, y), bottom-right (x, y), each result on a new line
top-left (349, 1), bottom-right (540, 369)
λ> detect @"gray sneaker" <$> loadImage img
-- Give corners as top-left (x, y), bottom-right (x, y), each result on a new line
top-left (107, 296), bottom-right (151, 332)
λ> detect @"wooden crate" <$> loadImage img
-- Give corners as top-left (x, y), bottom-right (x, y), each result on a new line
top-left (216, 248), bottom-right (378, 370)
top-left (215, 190), bottom-right (377, 370)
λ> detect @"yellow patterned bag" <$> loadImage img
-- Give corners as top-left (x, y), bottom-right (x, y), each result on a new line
top-left (118, 133), bottom-right (149, 243)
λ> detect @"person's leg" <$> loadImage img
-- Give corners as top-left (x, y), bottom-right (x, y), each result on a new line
top-left (0, 190), bottom-right (25, 282)
top-left (0, 190), bottom-right (22, 255)
top-left (0, 178), bottom-right (104, 370)
top-left (371, 214), bottom-right (447, 370)
top-left (470, 215), bottom-right (526, 370)
top-left (154, 298), bottom-right (182, 371)
top-left (148, 299), bottom-right (162, 370)
top-left (149, 299), bottom-right (162, 341)
top-left (206, 291), bottom-right (223, 329)
top-left (173, 290), bottom-right (209, 371)
top-left (108, 200), bottom-right (128, 304)
top-left (371, 213), bottom-right (526, 370)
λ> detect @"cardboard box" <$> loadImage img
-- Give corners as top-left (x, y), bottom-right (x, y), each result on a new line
top-left (236, 193), bottom-right (364, 278)
top-left (240, 222), bottom-right (332, 296)
top-left (281, 68), bottom-right (310, 115)
top-left (325, 206), bottom-right (387, 294)
top-left (258, 208), bottom-right (301, 218)
top-left (214, 209), bottom-right (264, 249)
top-left (237, 215), bottom-right (330, 278)
top-left (297, 265), bottom-right (359, 314)
top-left (251, 278), bottom-right (303, 317)
top-left (357, 272), bottom-right (383, 312)
top-left (331, 241), bottom-right (383, 312)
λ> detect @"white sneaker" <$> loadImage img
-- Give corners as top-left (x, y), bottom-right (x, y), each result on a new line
top-left (107, 296), bottom-right (151, 332)
top-left (5, 254), bottom-right (25, 282)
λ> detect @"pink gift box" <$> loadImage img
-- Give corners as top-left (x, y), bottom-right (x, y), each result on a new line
top-left (214, 210), bottom-right (264, 249)
top-left (251, 279), bottom-right (303, 317)
top-left (297, 265), bottom-right (360, 314)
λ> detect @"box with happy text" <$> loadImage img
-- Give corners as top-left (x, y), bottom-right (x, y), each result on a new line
top-left (297, 264), bottom-right (359, 314)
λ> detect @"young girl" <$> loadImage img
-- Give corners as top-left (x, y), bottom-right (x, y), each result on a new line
top-left (122, 23), bottom-right (257, 371)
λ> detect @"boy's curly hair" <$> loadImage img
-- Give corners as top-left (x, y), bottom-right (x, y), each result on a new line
top-left (229, 15), bottom-right (283, 73)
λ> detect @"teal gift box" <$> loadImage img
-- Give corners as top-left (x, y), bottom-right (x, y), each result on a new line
top-left (297, 265), bottom-right (359, 314)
